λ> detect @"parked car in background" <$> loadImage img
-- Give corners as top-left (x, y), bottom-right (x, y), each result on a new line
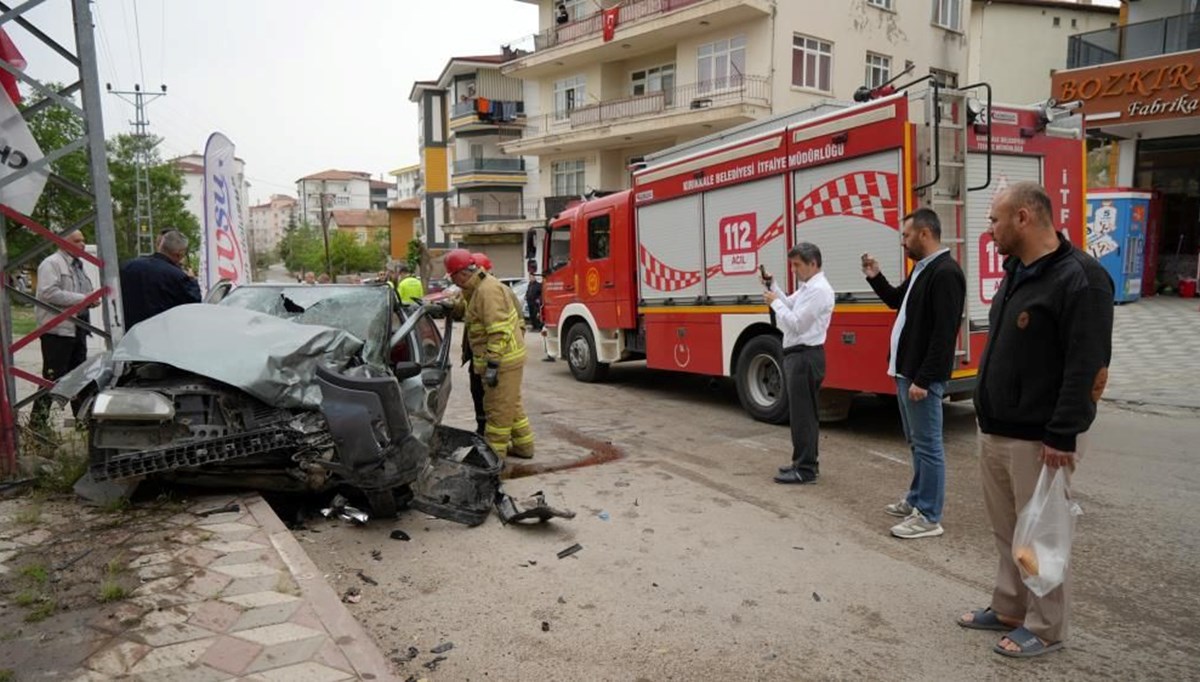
top-left (498, 277), bottom-right (530, 320)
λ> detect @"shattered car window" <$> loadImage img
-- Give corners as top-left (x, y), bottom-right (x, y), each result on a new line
top-left (219, 285), bottom-right (392, 368)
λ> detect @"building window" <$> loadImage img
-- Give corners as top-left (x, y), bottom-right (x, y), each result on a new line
top-left (792, 34), bottom-right (833, 92)
top-left (548, 226), bottom-right (571, 272)
top-left (865, 53), bottom-right (891, 88)
top-left (867, 0), bottom-right (894, 9)
top-left (933, 0), bottom-right (962, 31)
top-left (632, 63), bottom-right (676, 104)
top-left (558, 0), bottom-right (588, 23)
top-left (587, 215), bottom-right (610, 260)
top-left (697, 36), bottom-right (746, 92)
top-left (1053, 16), bottom-right (1060, 27)
top-left (929, 67), bottom-right (958, 89)
top-left (552, 159), bottom-right (586, 196)
top-left (1071, 18), bottom-right (1077, 28)
top-left (554, 75), bottom-right (586, 120)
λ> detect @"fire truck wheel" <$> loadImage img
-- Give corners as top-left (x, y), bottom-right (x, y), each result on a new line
top-left (735, 335), bottom-right (788, 424)
top-left (566, 324), bottom-right (608, 382)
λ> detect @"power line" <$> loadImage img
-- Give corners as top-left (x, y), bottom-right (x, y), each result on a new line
top-left (159, 0), bottom-right (166, 85)
top-left (108, 84), bottom-right (168, 256)
top-left (131, 0), bottom-right (147, 86)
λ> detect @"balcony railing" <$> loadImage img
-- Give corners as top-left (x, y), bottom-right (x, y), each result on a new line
top-left (1067, 11), bottom-right (1200, 68)
top-left (523, 76), bottom-right (771, 138)
top-left (451, 98), bottom-right (525, 120)
top-left (453, 158), bottom-right (526, 174)
top-left (532, 0), bottom-right (703, 51)
top-left (450, 199), bottom-right (545, 224)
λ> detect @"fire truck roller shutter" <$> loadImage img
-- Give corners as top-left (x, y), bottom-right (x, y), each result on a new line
top-left (703, 175), bottom-right (788, 301)
top-left (791, 150), bottom-right (905, 296)
top-left (637, 195), bottom-right (705, 304)
top-left (965, 153), bottom-right (1041, 327)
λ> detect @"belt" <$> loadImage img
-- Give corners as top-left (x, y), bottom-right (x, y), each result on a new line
top-left (783, 344), bottom-right (824, 355)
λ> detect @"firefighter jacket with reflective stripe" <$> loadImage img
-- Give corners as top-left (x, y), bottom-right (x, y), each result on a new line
top-left (396, 276), bottom-right (424, 305)
top-left (460, 270), bottom-right (525, 372)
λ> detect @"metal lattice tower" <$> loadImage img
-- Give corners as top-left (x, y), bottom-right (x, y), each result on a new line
top-left (108, 84), bottom-right (166, 255)
top-left (0, 0), bottom-right (124, 475)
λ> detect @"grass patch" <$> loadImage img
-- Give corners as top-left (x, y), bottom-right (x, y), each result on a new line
top-left (10, 306), bottom-right (36, 336)
top-left (100, 496), bottom-right (131, 514)
top-left (0, 667), bottom-right (14, 682)
top-left (106, 555), bottom-right (127, 576)
top-left (13, 503), bottom-right (41, 525)
top-left (19, 563), bottom-right (49, 586)
top-left (33, 431), bottom-right (90, 494)
top-left (98, 581), bottom-right (128, 603)
top-left (24, 598), bottom-right (56, 622)
top-left (14, 590), bottom-right (39, 607)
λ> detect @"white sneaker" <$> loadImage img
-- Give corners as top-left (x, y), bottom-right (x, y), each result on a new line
top-left (891, 511), bottom-right (944, 539)
top-left (884, 499), bottom-right (914, 518)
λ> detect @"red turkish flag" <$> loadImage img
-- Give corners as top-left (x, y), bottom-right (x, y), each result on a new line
top-left (0, 28), bottom-right (26, 105)
top-left (602, 7), bottom-right (619, 42)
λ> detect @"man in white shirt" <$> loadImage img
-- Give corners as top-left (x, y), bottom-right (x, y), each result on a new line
top-left (762, 242), bottom-right (836, 484)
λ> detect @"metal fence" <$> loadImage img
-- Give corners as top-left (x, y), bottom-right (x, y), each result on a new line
top-left (524, 76), bottom-right (771, 137)
top-left (1067, 11), bottom-right (1200, 68)
top-left (453, 158), bottom-right (527, 174)
top-left (534, 0), bottom-right (704, 51)
top-left (450, 198), bottom-right (546, 224)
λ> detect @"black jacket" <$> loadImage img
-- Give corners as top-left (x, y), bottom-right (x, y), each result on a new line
top-left (119, 253), bottom-right (202, 329)
top-left (974, 235), bottom-right (1114, 452)
top-left (867, 251), bottom-right (966, 389)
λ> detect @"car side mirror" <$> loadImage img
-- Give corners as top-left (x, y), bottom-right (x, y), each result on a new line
top-left (394, 362), bottom-right (422, 380)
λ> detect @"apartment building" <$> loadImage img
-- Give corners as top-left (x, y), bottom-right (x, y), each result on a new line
top-left (502, 0), bottom-right (970, 199)
top-left (411, 52), bottom-right (540, 274)
top-left (295, 170), bottom-right (374, 226)
top-left (390, 164), bottom-right (422, 201)
top-left (172, 154), bottom-right (250, 245)
top-left (328, 209), bottom-right (391, 245)
top-left (968, 0), bottom-right (1118, 105)
top-left (1053, 0), bottom-right (1200, 287)
top-left (247, 194), bottom-right (298, 255)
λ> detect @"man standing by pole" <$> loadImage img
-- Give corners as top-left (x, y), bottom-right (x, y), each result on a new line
top-left (443, 249), bottom-right (534, 459)
top-left (958, 182), bottom-right (1113, 658)
top-left (762, 243), bottom-right (834, 485)
top-left (863, 208), bottom-right (966, 539)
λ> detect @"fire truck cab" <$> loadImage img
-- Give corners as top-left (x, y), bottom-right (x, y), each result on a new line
top-left (533, 85), bottom-right (1085, 423)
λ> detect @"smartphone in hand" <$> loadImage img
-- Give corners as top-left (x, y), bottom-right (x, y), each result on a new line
top-left (759, 264), bottom-right (771, 288)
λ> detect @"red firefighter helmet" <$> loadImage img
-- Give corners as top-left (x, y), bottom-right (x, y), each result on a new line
top-left (471, 252), bottom-right (493, 271)
top-left (443, 248), bottom-right (475, 276)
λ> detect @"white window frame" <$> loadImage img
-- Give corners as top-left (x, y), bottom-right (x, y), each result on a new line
top-left (697, 35), bottom-right (746, 93)
top-left (632, 63), bottom-right (676, 97)
top-left (553, 75), bottom-right (587, 121)
top-left (929, 67), bottom-right (959, 89)
top-left (933, 0), bottom-right (962, 32)
top-left (865, 52), bottom-right (892, 89)
top-left (867, 0), bottom-right (894, 10)
top-left (552, 159), bottom-right (586, 196)
top-left (792, 34), bottom-right (833, 93)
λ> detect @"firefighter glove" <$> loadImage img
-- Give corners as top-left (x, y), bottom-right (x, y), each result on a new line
top-left (484, 362), bottom-right (500, 387)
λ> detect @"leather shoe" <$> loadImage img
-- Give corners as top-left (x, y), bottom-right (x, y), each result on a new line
top-left (778, 464), bottom-right (795, 474)
top-left (774, 469), bottom-right (816, 485)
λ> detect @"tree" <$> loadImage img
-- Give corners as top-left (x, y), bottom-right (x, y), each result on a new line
top-left (19, 87), bottom-right (91, 257)
top-left (106, 134), bottom-right (199, 262)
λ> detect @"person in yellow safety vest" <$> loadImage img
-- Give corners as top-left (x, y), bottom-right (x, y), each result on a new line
top-left (443, 248), bottom-right (534, 460)
top-left (395, 262), bottom-right (424, 305)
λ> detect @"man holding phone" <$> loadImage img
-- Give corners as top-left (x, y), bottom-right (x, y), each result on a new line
top-left (762, 243), bottom-right (835, 484)
top-left (863, 208), bottom-right (965, 539)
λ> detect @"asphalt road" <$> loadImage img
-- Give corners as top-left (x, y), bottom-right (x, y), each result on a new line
top-left (304, 330), bottom-right (1200, 681)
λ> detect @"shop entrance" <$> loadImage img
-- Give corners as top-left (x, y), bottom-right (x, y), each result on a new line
top-left (1136, 135), bottom-right (1200, 290)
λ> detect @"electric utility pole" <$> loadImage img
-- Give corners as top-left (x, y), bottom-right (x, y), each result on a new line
top-left (107, 83), bottom-right (167, 255)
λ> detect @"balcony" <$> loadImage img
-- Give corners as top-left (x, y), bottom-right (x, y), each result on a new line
top-left (501, 75), bottom-right (771, 155)
top-left (449, 98), bottom-right (526, 132)
top-left (451, 157), bottom-right (528, 188)
top-left (446, 200), bottom-right (545, 239)
top-left (1067, 11), bottom-right (1200, 68)
top-left (502, 0), bottom-right (773, 78)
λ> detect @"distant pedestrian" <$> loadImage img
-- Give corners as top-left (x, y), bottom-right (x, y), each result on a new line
top-left (317, 273), bottom-right (331, 284)
top-left (958, 181), bottom-right (1113, 658)
top-left (525, 273), bottom-right (543, 332)
top-left (32, 230), bottom-right (99, 434)
top-left (119, 229), bottom-right (201, 329)
top-left (303, 271), bottom-right (316, 285)
top-left (395, 262), bottom-right (424, 305)
top-left (863, 208), bottom-right (966, 539)
top-left (762, 243), bottom-right (834, 484)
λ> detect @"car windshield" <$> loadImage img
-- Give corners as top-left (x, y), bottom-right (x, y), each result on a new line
top-left (219, 285), bottom-right (393, 367)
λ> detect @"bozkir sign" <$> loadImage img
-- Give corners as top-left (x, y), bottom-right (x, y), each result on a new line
top-left (1051, 49), bottom-right (1200, 125)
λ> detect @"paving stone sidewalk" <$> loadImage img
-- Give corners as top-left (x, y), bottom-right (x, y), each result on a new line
top-left (1, 493), bottom-right (394, 681)
top-left (1107, 295), bottom-right (1200, 409)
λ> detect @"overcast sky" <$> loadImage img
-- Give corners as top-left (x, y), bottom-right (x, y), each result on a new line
top-left (13, 0), bottom-right (538, 203)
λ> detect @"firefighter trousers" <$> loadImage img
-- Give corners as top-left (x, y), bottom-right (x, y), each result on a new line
top-left (482, 365), bottom-right (534, 459)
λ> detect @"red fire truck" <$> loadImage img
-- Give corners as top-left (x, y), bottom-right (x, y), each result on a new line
top-left (531, 86), bottom-right (1086, 423)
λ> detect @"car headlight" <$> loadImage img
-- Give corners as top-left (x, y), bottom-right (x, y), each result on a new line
top-left (92, 389), bottom-right (176, 421)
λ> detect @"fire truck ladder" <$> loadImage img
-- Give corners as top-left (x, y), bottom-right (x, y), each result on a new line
top-left (913, 83), bottom-right (972, 368)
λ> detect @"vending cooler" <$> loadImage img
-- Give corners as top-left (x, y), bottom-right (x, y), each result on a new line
top-left (1086, 189), bottom-right (1151, 304)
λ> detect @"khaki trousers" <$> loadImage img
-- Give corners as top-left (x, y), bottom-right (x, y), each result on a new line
top-left (482, 365), bottom-right (534, 458)
top-left (979, 431), bottom-right (1084, 643)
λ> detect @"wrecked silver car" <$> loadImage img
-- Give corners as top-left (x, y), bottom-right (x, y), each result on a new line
top-left (54, 283), bottom-right (471, 516)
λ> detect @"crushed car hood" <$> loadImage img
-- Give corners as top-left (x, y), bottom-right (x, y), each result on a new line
top-left (105, 304), bottom-right (365, 409)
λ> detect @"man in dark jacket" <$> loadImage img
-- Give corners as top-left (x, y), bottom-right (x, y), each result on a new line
top-left (864, 208), bottom-right (966, 540)
top-left (120, 229), bottom-right (201, 329)
top-left (957, 181), bottom-right (1112, 659)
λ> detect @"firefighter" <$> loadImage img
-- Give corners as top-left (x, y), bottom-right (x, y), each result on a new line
top-left (443, 249), bottom-right (534, 459)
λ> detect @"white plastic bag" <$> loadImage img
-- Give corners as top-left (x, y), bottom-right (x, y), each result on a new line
top-left (1011, 464), bottom-right (1083, 597)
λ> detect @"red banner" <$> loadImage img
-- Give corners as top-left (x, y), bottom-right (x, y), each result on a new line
top-left (602, 7), bottom-right (619, 42)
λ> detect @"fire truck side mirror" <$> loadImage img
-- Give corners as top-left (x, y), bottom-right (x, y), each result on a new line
top-left (853, 86), bottom-right (872, 103)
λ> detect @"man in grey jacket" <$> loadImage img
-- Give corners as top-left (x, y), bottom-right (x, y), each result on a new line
top-left (31, 230), bottom-right (99, 434)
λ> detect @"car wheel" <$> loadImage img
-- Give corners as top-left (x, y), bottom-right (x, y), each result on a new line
top-left (735, 335), bottom-right (789, 424)
top-left (565, 324), bottom-right (608, 382)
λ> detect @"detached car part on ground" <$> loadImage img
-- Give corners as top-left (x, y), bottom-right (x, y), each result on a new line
top-left (51, 284), bottom-right (567, 524)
